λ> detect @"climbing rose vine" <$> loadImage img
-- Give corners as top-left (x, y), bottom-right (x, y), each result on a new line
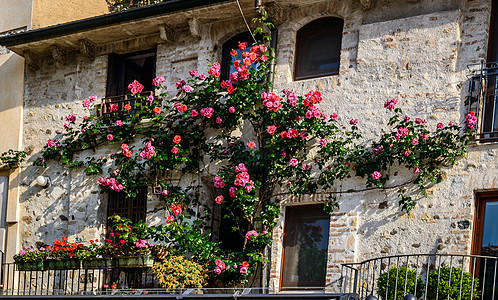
top-left (30, 39), bottom-right (474, 286)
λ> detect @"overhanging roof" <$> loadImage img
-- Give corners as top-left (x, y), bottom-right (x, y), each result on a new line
top-left (0, 0), bottom-right (237, 57)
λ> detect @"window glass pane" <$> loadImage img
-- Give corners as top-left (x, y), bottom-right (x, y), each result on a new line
top-left (300, 33), bottom-right (342, 74)
top-left (482, 202), bottom-right (498, 247)
top-left (295, 17), bottom-right (343, 80)
top-left (0, 176), bottom-right (7, 228)
top-left (221, 32), bottom-right (255, 80)
top-left (282, 205), bottom-right (330, 289)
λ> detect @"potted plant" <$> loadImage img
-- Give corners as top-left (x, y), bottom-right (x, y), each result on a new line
top-left (77, 239), bottom-right (113, 269)
top-left (46, 237), bottom-right (84, 269)
top-left (109, 215), bottom-right (154, 268)
top-left (13, 246), bottom-right (48, 271)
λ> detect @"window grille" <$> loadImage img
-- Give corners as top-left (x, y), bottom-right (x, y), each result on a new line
top-left (468, 62), bottom-right (498, 141)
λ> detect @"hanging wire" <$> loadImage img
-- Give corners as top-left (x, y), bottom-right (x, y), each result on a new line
top-left (236, 0), bottom-right (258, 44)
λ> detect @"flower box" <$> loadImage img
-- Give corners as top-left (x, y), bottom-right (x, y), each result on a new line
top-left (46, 259), bottom-right (80, 270)
top-left (117, 255), bottom-right (154, 268)
top-left (82, 258), bottom-right (113, 269)
top-left (16, 261), bottom-right (46, 271)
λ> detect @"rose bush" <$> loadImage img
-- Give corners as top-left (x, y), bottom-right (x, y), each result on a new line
top-left (28, 33), bottom-right (474, 286)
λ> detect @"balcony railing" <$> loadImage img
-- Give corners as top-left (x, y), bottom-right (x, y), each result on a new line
top-left (109, 0), bottom-right (166, 12)
top-left (342, 253), bottom-right (498, 300)
top-left (468, 61), bottom-right (498, 142)
top-left (0, 259), bottom-right (159, 296)
top-left (98, 92), bottom-right (154, 118)
top-left (0, 259), bottom-right (350, 297)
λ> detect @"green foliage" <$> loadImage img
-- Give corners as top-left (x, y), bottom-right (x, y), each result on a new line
top-left (31, 20), bottom-right (474, 286)
top-left (107, 215), bottom-right (152, 256)
top-left (426, 265), bottom-right (480, 300)
top-left (153, 255), bottom-right (206, 289)
top-left (377, 266), bottom-right (424, 300)
top-left (13, 247), bottom-right (48, 263)
top-left (0, 149), bottom-right (26, 169)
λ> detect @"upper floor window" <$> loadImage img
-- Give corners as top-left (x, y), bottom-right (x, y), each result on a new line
top-left (294, 17), bottom-right (344, 81)
top-left (221, 32), bottom-right (255, 80)
top-left (468, 1), bottom-right (498, 141)
top-left (101, 49), bottom-right (156, 117)
top-left (106, 49), bottom-right (156, 97)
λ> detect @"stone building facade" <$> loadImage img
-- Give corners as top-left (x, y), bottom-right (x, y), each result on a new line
top-left (0, 0), bottom-right (496, 292)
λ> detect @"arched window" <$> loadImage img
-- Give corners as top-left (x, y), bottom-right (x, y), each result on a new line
top-left (294, 17), bottom-right (344, 80)
top-left (221, 32), bottom-right (254, 80)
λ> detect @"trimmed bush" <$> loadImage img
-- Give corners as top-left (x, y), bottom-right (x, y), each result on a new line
top-left (377, 266), bottom-right (424, 300)
top-left (426, 265), bottom-right (480, 300)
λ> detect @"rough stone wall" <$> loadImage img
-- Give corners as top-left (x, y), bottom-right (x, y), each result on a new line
top-left (15, 0), bottom-right (497, 293)
top-left (268, 0), bottom-right (493, 291)
top-left (21, 54), bottom-right (107, 246)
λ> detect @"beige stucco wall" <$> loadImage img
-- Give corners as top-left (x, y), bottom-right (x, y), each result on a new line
top-left (0, 0), bottom-right (32, 32)
top-left (0, 0), bottom-right (31, 265)
top-left (31, 0), bottom-right (109, 29)
top-left (0, 54), bottom-right (24, 153)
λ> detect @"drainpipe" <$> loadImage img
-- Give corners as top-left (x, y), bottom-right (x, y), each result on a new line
top-left (255, 1), bottom-right (279, 294)
top-left (269, 28), bottom-right (278, 92)
top-left (255, 0), bottom-right (277, 92)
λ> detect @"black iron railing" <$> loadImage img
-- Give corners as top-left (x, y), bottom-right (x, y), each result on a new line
top-left (0, 259), bottom-right (158, 295)
top-left (342, 253), bottom-right (498, 300)
top-left (468, 61), bottom-right (498, 142)
top-left (0, 260), bottom-right (352, 297)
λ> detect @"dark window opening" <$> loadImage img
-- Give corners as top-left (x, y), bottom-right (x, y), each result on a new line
top-left (217, 205), bottom-right (249, 252)
top-left (106, 49), bottom-right (156, 97)
top-left (106, 187), bottom-right (147, 234)
top-left (101, 49), bottom-right (156, 118)
top-left (294, 17), bottom-right (343, 81)
top-left (221, 32), bottom-right (256, 80)
top-left (281, 205), bottom-right (330, 290)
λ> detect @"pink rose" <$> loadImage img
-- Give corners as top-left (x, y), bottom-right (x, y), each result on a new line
top-left (245, 230), bottom-right (258, 240)
top-left (182, 85), bottom-right (194, 93)
top-left (350, 119), bottom-right (358, 126)
top-left (152, 76), bottom-right (165, 87)
top-left (229, 106), bottom-right (235, 113)
top-left (82, 99), bottom-right (91, 108)
top-left (189, 70), bottom-right (198, 77)
top-left (267, 125), bottom-right (276, 135)
top-left (107, 134), bottom-right (113, 141)
top-left (289, 158), bottom-right (298, 166)
top-left (371, 171), bottom-right (381, 180)
top-left (128, 80), bottom-right (144, 94)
